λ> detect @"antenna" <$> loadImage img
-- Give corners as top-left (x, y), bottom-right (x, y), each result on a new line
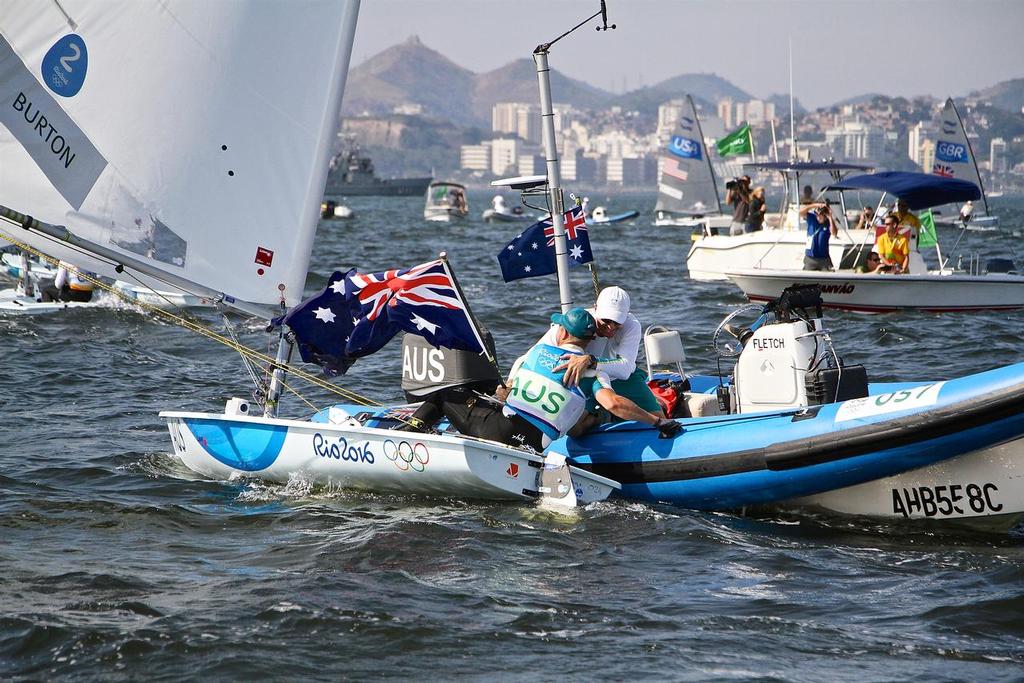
top-left (597, 0), bottom-right (616, 31)
top-left (536, 0), bottom-right (615, 52)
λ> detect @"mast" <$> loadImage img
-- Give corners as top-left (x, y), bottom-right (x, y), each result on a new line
top-left (949, 98), bottom-right (990, 216)
top-left (788, 38), bottom-right (797, 161)
top-left (533, 48), bottom-right (573, 313)
top-left (532, 0), bottom-right (615, 313)
top-left (690, 94), bottom-right (723, 214)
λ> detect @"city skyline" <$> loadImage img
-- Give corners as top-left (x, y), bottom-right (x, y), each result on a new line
top-left (354, 0), bottom-right (1024, 110)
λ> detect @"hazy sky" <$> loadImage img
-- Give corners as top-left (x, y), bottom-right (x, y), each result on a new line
top-left (353, 0), bottom-right (1024, 109)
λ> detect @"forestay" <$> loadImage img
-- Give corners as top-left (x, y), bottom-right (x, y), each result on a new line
top-left (0, 0), bottom-right (359, 309)
top-left (654, 94), bottom-right (722, 218)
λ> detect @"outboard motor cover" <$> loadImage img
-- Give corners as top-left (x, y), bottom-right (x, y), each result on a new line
top-left (401, 330), bottom-right (500, 401)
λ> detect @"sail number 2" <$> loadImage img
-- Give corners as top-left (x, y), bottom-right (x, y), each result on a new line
top-left (313, 433), bottom-right (375, 464)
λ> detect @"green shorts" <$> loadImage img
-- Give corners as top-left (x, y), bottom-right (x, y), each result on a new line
top-left (585, 367), bottom-right (661, 414)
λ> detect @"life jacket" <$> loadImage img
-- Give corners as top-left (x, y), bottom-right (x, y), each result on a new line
top-left (505, 343), bottom-right (588, 444)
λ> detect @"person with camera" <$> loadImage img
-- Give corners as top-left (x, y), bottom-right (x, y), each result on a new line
top-left (725, 175), bottom-right (751, 236)
top-left (745, 186), bottom-right (767, 233)
top-left (800, 201), bottom-right (838, 271)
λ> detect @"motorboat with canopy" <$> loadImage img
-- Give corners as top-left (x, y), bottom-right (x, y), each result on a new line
top-left (686, 161), bottom-right (875, 280)
top-left (725, 172), bottom-right (1024, 312)
top-left (424, 182), bottom-right (469, 222)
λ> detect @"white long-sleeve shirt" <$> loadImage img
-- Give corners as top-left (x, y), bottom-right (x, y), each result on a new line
top-left (533, 309), bottom-right (642, 382)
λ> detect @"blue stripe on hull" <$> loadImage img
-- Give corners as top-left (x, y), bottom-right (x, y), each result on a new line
top-left (184, 418), bottom-right (287, 471)
top-left (619, 411), bottom-right (1024, 509)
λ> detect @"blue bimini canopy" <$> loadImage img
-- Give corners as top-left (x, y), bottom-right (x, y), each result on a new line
top-left (825, 171), bottom-right (981, 210)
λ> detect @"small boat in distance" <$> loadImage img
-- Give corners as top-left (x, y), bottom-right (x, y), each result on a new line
top-left (320, 200), bottom-right (354, 220)
top-left (482, 195), bottom-right (532, 222)
top-left (424, 182), bottom-right (469, 222)
top-left (589, 206), bottom-right (639, 225)
top-left (931, 97), bottom-right (998, 228)
top-left (653, 94), bottom-right (728, 228)
top-left (323, 146), bottom-right (432, 197)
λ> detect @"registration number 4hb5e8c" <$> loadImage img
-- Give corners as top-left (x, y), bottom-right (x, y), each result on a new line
top-left (892, 483), bottom-right (1002, 518)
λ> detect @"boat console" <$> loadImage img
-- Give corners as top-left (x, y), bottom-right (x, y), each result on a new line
top-left (717, 285), bottom-right (868, 414)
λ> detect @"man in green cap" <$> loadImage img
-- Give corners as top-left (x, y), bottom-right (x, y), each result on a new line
top-left (421, 307), bottom-right (680, 451)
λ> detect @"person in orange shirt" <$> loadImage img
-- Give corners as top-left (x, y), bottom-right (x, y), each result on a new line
top-left (874, 216), bottom-right (910, 274)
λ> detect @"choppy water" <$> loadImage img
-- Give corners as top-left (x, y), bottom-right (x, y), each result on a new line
top-left (2, 192), bottom-right (1024, 680)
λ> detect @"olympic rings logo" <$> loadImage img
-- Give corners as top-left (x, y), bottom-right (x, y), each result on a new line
top-left (382, 439), bottom-right (430, 472)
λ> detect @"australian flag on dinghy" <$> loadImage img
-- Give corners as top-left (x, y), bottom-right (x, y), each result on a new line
top-left (273, 259), bottom-right (486, 375)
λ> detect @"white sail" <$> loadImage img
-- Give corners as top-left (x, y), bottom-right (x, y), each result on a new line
top-left (654, 94), bottom-right (722, 218)
top-left (932, 97), bottom-right (990, 215)
top-left (0, 0), bottom-right (359, 308)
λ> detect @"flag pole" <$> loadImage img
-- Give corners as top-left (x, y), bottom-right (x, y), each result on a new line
top-left (438, 253), bottom-right (500, 375)
top-left (747, 124), bottom-right (756, 162)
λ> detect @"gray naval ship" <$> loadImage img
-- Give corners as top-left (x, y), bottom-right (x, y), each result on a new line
top-left (324, 148), bottom-right (432, 197)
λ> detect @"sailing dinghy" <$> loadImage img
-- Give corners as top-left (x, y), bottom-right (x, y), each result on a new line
top-left (930, 98), bottom-right (998, 229)
top-left (0, 0), bottom-right (616, 507)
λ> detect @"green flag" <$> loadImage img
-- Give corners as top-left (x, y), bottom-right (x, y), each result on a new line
top-left (918, 209), bottom-right (937, 248)
top-left (716, 123), bottom-right (752, 158)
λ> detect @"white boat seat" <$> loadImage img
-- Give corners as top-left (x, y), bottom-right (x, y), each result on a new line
top-left (644, 325), bottom-right (686, 379)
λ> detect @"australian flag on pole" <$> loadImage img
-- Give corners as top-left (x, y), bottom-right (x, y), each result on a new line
top-left (274, 259), bottom-right (485, 376)
top-left (496, 206), bottom-right (593, 283)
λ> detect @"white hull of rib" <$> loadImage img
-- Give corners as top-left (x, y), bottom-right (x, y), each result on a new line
top-left (725, 269), bottom-right (1024, 313)
top-left (687, 229), bottom-right (877, 281)
top-left (788, 438), bottom-right (1024, 530)
top-left (161, 411), bottom-right (620, 504)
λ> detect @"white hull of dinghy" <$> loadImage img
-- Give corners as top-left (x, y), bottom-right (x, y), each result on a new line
top-left (725, 269), bottom-right (1024, 313)
top-left (687, 228), bottom-right (876, 281)
top-left (788, 439), bottom-right (1024, 530)
top-left (161, 410), bottom-right (620, 504)
top-left (112, 281), bottom-right (215, 309)
top-left (0, 286), bottom-right (109, 315)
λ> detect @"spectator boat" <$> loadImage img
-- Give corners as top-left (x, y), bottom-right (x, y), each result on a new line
top-left (686, 161), bottom-right (877, 280)
top-left (423, 182), bottom-right (469, 222)
top-left (725, 172), bottom-right (1024, 313)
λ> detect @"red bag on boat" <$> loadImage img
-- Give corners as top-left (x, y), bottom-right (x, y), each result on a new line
top-left (647, 378), bottom-right (690, 419)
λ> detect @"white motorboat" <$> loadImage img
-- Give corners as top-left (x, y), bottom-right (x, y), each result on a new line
top-left (482, 195), bottom-right (532, 223)
top-left (686, 161), bottom-right (876, 280)
top-left (725, 172), bottom-right (1022, 313)
top-left (424, 182), bottom-right (469, 222)
top-left (320, 200), bottom-right (354, 220)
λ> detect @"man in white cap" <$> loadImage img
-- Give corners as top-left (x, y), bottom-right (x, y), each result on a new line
top-left (534, 286), bottom-right (662, 424)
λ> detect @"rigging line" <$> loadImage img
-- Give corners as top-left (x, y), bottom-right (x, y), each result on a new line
top-left (0, 229), bottom-right (381, 407)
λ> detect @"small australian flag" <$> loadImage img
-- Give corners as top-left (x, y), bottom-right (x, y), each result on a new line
top-left (496, 206), bottom-right (593, 283)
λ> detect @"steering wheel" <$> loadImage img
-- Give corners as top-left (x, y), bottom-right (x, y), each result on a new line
top-left (711, 303), bottom-right (765, 358)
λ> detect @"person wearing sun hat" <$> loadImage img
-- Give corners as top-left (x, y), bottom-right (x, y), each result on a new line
top-left (423, 307), bottom-right (679, 449)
